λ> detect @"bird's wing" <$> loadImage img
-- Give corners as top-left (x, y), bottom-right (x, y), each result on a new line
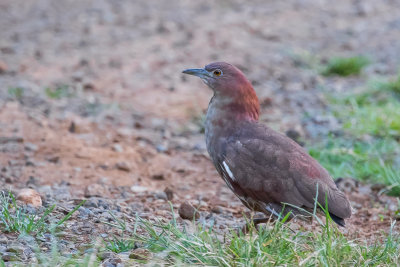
top-left (219, 125), bottom-right (351, 219)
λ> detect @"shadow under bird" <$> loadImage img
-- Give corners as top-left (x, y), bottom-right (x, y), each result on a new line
top-left (182, 62), bottom-right (351, 227)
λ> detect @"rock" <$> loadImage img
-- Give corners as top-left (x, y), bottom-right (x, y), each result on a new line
top-left (84, 184), bottom-right (108, 197)
top-left (179, 202), bottom-right (199, 220)
top-left (211, 206), bottom-right (223, 214)
top-left (156, 144), bottom-right (167, 153)
top-left (83, 82), bottom-right (95, 91)
top-left (151, 174), bottom-right (164, 180)
top-left (24, 143), bottom-right (38, 152)
top-left (98, 251), bottom-right (114, 261)
top-left (164, 187), bottom-right (174, 201)
top-left (335, 177), bottom-right (358, 193)
top-left (103, 257), bottom-right (122, 267)
top-left (2, 252), bottom-right (20, 262)
top-left (0, 235), bottom-right (8, 244)
top-left (129, 248), bottom-right (152, 261)
top-left (371, 183), bottom-right (386, 192)
top-left (0, 136), bottom-right (23, 144)
top-left (68, 121), bottom-right (76, 133)
top-left (47, 156), bottom-right (60, 163)
top-left (130, 185), bottom-right (148, 193)
top-left (0, 60), bottom-right (8, 74)
top-left (154, 191), bottom-right (167, 200)
top-left (17, 188), bottom-right (42, 207)
top-left (6, 245), bottom-right (24, 254)
top-left (112, 144), bottom-right (123, 153)
top-left (115, 162), bottom-right (131, 172)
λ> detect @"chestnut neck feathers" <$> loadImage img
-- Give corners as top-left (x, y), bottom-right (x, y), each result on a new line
top-left (203, 63), bottom-right (260, 158)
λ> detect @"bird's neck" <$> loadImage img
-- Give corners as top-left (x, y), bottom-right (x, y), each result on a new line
top-left (205, 92), bottom-right (259, 157)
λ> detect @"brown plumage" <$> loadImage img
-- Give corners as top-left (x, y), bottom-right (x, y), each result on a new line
top-left (183, 62), bottom-right (351, 227)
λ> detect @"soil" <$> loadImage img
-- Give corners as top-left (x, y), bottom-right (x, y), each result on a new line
top-left (0, 0), bottom-right (400, 263)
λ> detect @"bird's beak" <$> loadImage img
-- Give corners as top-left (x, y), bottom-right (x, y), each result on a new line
top-left (182, 68), bottom-right (210, 79)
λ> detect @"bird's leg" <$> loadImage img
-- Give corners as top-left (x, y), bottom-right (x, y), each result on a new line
top-left (253, 217), bottom-right (273, 225)
top-left (240, 216), bottom-right (275, 234)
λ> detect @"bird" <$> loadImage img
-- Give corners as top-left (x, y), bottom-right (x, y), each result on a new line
top-left (182, 62), bottom-right (351, 227)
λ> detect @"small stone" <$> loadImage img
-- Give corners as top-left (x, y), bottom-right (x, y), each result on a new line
top-left (129, 248), bottom-right (152, 261)
top-left (2, 252), bottom-right (20, 261)
top-left (112, 144), bottom-right (123, 153)
top-left (83, 82), bottom-right (95, 91)
top-left (156, 144), bottom-right (167, 153)
top-left (0, 60), bottom-right (8, 74)
top-left (103, 257), bottom-right (122, 267)
top-left (154, 191), bottom-right (168, 200)
top-left (69, 121), bottom-right (76, 133)
top-left (6, 245), bottom-right (24, 254)
top-left (24, 143), bottom-right (38, 152)
top-left (17, 188), bottom-right (42, 207)
top-left (211, 206), bottom-right (223, 214)
top-left (47, 156), bottom-right (60, 163)
top-left (98, 251), bottom-right (114, 261)
top-left (335, 177), bottom-right (358, 193)
top-left (371, 183), bottom-right (386, 192)
top-left (130, 185), bottom-right (148, 193)
top-left (0, 235), bottom-right (8, 243)
top-left (164, 187), bottom-right (174, 201)
top-left (151, 174), bottom-right (164, 180)
top-left (0, 136), bottom-right (23, 144)
top-left (179, 202), bottom-right (199, 220)
top-left (115, 162), bottom-right (131, 172)
top-left (84, 184), bottom-right (108, 197)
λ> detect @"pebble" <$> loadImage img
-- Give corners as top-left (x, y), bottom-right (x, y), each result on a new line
top-left (84, 184), bottom-right (108, 197)
top-left (115, 162), bottom-right (131, 172)
top-left (16, 188), bottom-right (42, 207)
top-left (129, 248), bottom-right (152, 261)
top-left (0, 136), bottom-right (23, 144)
top-left (6, 245), bottom-right (25, 254)
top-left (24, 143), bottom-right (38, 152)
top-left (112, 144), bottom-right (123, 153)
top-left (178, 201), bottom-right (199, 220)
top-left (211, 206), bottom-right (223, 214)
top-left (130, 185), bottom-right (148, 193)
top-left (0, 235), bottom-right (8, 244)
top-left (154, 191), bottom-right (168, 200)
top-left (151, 174), bottom-right (164, 180)
top-left (98, 251), bottom-right (114, 261)
top-left (164, 187), bottom-right (174, 200)
top-left (2, 252), bottom-right (20, 262)
top-left (0, 60), bottom-right (8, 73)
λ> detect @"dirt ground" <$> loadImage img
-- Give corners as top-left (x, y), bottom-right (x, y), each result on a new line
top-left (1, 0), bottom-right (400, 250)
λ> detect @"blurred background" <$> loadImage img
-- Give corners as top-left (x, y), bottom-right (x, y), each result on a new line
top-left (0, 0), bottom-right (400, 263)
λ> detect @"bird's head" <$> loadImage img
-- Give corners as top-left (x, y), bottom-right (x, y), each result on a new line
top-left (182, 62), bottom-right (253, 97)
top-left (183, 62), bottom-right (260, 121)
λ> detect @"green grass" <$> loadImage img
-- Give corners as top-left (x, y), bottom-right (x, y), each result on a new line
top-left (128, 213), bottom-right (400, 266)
top-left (309, 73), bottom-right (400, 195)
top-left (0, 192), bottom-right (85, 235)
top-left (309, 137), bottom-right (400, 192)
top-left (105, 236), bottom-right (135, 253)
top-left (8, 87), bottom-right (24, 100)
top-left (45, 85), bottom-right (73, 99)
top-left (321, 56), bottom-right (370, 77)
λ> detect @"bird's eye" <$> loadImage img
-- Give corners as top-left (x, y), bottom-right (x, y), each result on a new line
top-left (213, 69), bottom-right (222, 76)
